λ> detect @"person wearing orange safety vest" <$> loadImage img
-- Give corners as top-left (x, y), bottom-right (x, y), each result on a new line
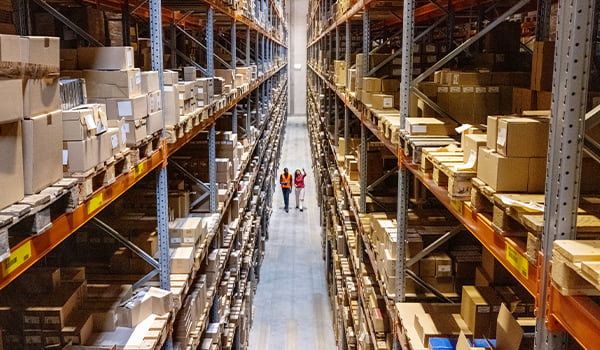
top-left (280, 168), bottom-right (292, 212)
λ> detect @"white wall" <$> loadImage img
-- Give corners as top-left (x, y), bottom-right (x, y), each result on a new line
top-left (288, 0), bottom-right (308, 116)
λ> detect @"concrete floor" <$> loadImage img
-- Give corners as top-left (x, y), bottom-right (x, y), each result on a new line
top-left (248, 115), bottom-right (338, 350)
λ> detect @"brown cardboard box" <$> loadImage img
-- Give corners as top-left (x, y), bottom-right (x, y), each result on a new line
top-left (141, 71), bottom-right (160, 93)
top-left (477, 147), bottom-right (529, 192)
top-left (62, 104), bottom-right (108, 140)
top-left (177, 81), bottom-right (195, 100)
top-left (63, 136), bottom-right (100, 173)
top-left (496, 117), bottom-right (549, 157)
top-left (102, 94), bottom-right (148, 120)
top-left (163, 85), bottom-right (180, 125)
top-left (462, 133), bottom-right (487, 165)
top-left (414, 312), bottom-right (471, 347)
top-left (184, 66), bottom-right (197, 81)
top-left (334, 60), bottom-right (347, 86)
top-left (0, 34), bottom-right (22, 63)
top-left (531, 41), bottom-right (555, 91)
top-left (147, 111), bottom-right (163, 135)
top-left (481, 248), bottom-right (514, 285)
top-left (476, 286), bottom-right (504, 339)
top-left (0, 80), bottom-right (23, 123)
top-left (61, 313), bottom-right (93, 345)
top-left (370, 94), bottom-right (394, 109)
top-left (460, 286), bottom-right (491, 338)
top-left (405, 117), bottom-right (457, 136)
top-left (486, 115), bottom-right (517, 151)
top-left (169, 217), bottom-right (204, 246)
top-left (435, 253), bottom-right (453, 278)
top-left (77, 47), bottom-right (134, 70)
top-left (451, 71), bottom-right (491, 86)
top-left (20, 36), bottom-right (59, 69)
top-left (382, 78), bottom-right (400, 92)
top-left (347, 69), bottom-right (357, 91)
top-left (105, 127), bottom-right (122, 156)
top-left (23, 78), bottom-right (61, 118)
top-left (163, 70), bottom-right (179, 85)
top-left (512, 87), bottom-right (536, 114)
top-left (362, 77), bottom-right (382, 92)
top-left (214, 69), bottom-right (235, 86)
top-left (0, 122), bottom-right (24, 210)
top-left (537, 90), bottom-right (552, 109)
top-left (170, 246), bottom-right (194, 273)
top-left (527, 157), bottom-right (547, 193)
top-left (83, 69), bottom-right (142, 98)
top-left (97, 129), bottom-right (114, 163)
top-left (23, 111), bottom-right (63, 194)
top-left (420, 255), bottom-right (436, 277)
top-left (123, 119), bottom-right (147, 146)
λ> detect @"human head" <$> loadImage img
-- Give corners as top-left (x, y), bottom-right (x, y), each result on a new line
top-left (295, 169), bottom-right (301, 176)
top-left (283, 168), bottom-right (288, 174)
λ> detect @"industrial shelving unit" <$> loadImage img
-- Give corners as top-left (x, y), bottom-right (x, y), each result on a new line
top-left (307, 0), bottom-right (600, 349)
top-left (0, 0), bottom-right (289, 349)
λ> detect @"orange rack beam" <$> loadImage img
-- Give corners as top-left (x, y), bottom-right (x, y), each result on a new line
top-left (0, 150), bottom-right (164, 289)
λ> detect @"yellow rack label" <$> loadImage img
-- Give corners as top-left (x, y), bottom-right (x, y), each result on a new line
top-left (135, 162), bottom-right (146, 177)
top-left (450, 199), bottom-right (463, 215)
top-left (506, 244), bottom-right (529, 279)
top-left (88, 193), bottom-right (104, 215)
top-left (2, 241), bottom-right (32, 277)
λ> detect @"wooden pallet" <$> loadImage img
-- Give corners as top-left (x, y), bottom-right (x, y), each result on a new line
top-left (421, 146), bottom-right (476, 199)
top-left (130, 133), bottom-right (162, 164)
top-left (552, 241), bottom-right (600, 296)
top-left (0, 178), bottom-right (78, 245)
top-left (398, 130), bottom-right (459, 163)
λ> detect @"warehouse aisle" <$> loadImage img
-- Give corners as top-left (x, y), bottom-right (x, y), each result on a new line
top-left (249, 115), bottom-right (337, 350)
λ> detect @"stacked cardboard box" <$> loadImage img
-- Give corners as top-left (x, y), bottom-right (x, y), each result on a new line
top-left (475, 115), bottom-right (549, 192)
top-left (530, 41), bottom-right (555, 110)
top-left (358, 77), bottom-right (397, 110)
top-left (78, 47), bottom-right (163, 146)
top-left (334, 60), bottom-right (347, 87)
top-left (4, 35), bottom-right (65, 197)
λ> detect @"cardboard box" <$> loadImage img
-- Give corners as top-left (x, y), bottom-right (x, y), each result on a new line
top-left (103, 94), bottom-right (148, 120)
top-left (496, 117), bottom-right (549, 157)
top-left (20, 36), bottom-right (60, 69)
top-left (334, 60), bottom-right (347, 86)
top-left (196, 78), bottom-right (214, 96)
top-left (61, 313), bottom-right (93, 345)
top-left (97, 129), bottom-right (114, 163)
top-left (123, 119), bottom-right (147, 146)
top-left (460, 286), bottom-right (491, 338)
top-left (83, 69), bottom-right (142, 98)
top-left (177, 81), bottom-right (195, 100)
top-left (169, 217), bottom-right (204, 246)
top-left (405, 117), bottom-right (457, 136)
top-left (77, 47), bottom-right (134, 70)
top-left (163, 85), bottom-right (180, 125)
top-left (60, 49), bottom-right (78, 70)
top-left (141, 71), bottom-right (160, 93)
top-left (0, 122), bottom-right (24, 210)
top-left (0, 80), bottom-right (23, 123)
top-left (105, 127), bottom-right (122, 156)
top-left (171, 246), bottom-right (194, 274)
top-left (147, 90), bottom-right (162, 113)
top-left (481, 248), bottom-right (514, 285)
top-left (23, 111), bottom-right (63, 194)
top-left (214, 69), bottom-right (235, 86)
top-left (451, 71), bottom-right (491, 86)
top-left (362, 77), bottom-right (382, 92)
top-left (462, 134), bottom-right (487, 165)
top-left (531, 41), bottom-right (555, 91)
top-left (414, 313), bottom-right (471, 347)
top-left (107, 119), bottom-right (126, 152)
top-left (512, 87), bottom-right (536, 114)
top-left (184, 66), bottom-right (197, 81)
top-left (146, 111), bottom-right (163, 135)
top-left (476, 147), bottom-right (531, 192)
top-left (163, 70), bottom-right (179, 85)
top-left (486, 115), bottom-right (518, 151)
top-left (63, 136), bottom-right (100, 173)
top-left (23, 78), bottom-right (61, 118)
top-left (62, 104), bottom-right (107, 140)
top-left (370, 94), bottom-right (394, 109)
top-left (0, 34), bottom-right (22, 63)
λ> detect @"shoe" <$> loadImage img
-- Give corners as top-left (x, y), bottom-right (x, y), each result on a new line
top-left (295, 206), bottom-right (299, 209)
top-left (285, 208), bottom-right (289, 213)
top-left (300, 208), bottom-right (303, 212)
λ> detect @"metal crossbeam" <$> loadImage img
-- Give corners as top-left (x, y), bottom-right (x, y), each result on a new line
top-left (406, 225), bottom-right (464, 267)
top-left (367, 166), bottom-right (399, 192)
top-left (32, 0), bottom-right (103, 46)
top-left (406, 269), bottom-right (454, 303)
top-left (175, 25), bottom-right (231, 70)
top-left (169, 160), bottom-right (211, 193)
top-left (90, 218), bottom-right (160, 270)
top-left (413, 0), bottom-right (529, 85)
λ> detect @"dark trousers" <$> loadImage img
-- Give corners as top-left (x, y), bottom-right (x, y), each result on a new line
top-left (282, 187), bottom-right (291, 209)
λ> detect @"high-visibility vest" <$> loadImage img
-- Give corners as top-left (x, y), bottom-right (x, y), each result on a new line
top-left (280, 173), bottom-right (292, 188)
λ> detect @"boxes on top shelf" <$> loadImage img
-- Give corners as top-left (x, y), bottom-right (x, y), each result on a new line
top-left (77, 47), bottom-right (135, 70)
top-left (141, 71), bottom-right (160, 93)
top-left (82, 69), bottom-right (142, 98)
top-left (20, 36), bottom-right (60, 70)
top-left (62, 103), bottom-right (108, 140)
top-left (404, 117), bottom-right (457, 136)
